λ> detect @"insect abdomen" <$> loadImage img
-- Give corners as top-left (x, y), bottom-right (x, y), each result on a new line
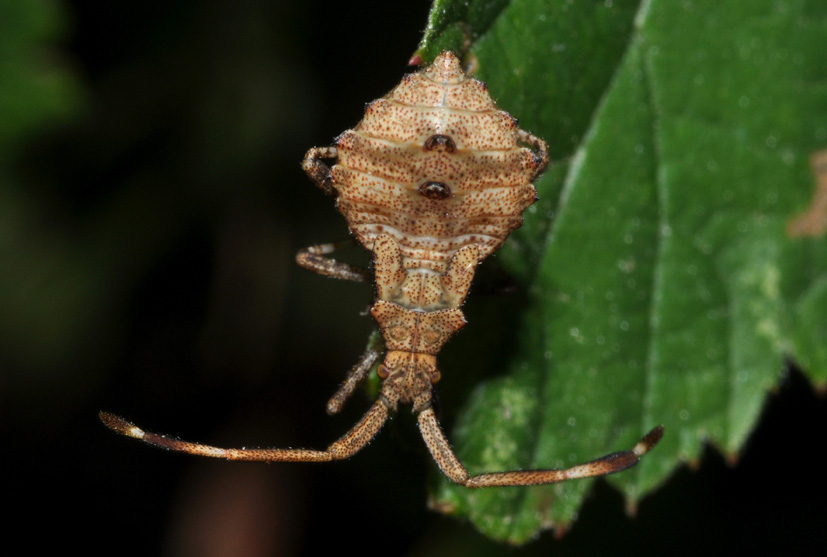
top-left (331, 56), bottom-right (539, 279)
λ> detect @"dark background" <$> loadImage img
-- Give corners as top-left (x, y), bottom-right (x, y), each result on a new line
top-left (4, 1), bottom-right (826, 555)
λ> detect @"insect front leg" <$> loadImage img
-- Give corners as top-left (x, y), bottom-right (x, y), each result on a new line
top-left (296, 240), bottom-right (371, 282)
top-left (416, 407), bottom-right (663, 488)
top-left (326, 333), bottom-right (382, 415)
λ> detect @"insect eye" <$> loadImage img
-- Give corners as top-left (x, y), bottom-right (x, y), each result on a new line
top-left (419, 181), bottom-right (451, 200)
top-left (424, 134), bottom-right (457, 153)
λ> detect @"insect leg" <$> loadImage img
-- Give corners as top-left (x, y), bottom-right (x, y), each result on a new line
top-left (440, 244), bottom-right (480, 308)
top-left (99, 397), bottom-right (391, 462)
top-left (417, 407), bottom-right (663, 487)
top-left (302, 146), bottom-right (337, 195)
top-left (516, 129), bottom-right (550, 179)
top-left (327, 335), bottom-right (382, 415)
top-left (296, 240), bottom-right (371, 282)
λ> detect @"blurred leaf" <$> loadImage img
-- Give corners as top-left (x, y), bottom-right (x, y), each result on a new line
top-left (0, 0), bottom-right (78, 158)
top-left (0, 0), bottom-right (90, 374)
top-left (423, 0), bottom-right (827, 543)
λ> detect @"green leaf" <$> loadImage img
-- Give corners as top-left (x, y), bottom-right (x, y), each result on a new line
top-left (416, 0), bottom-right (510, 62)
top-left (0, 0), bottom-right (78, 159)
top-left (423, 0), bottom-right (827, 543)
top-left (0, 0), bottom-right (88, 372)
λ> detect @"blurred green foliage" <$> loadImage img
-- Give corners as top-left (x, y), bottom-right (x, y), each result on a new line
top-left (1, 0), bottom-right (83, 373)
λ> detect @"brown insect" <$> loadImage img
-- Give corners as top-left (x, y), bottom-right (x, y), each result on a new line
top-left (101, 51), bottom-right (663, 488)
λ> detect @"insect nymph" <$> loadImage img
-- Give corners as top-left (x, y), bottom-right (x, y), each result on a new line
top-left (101, 51), bottom-right (662, 488)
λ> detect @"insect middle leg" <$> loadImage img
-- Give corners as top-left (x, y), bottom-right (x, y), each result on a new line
top-left (417, 407), bottom-right (663, 487)
top-left (296, 239), bottom-right (371, 282)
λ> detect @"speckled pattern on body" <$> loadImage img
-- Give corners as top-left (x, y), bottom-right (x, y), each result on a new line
top-left (100, 51), bottom-right (663, 490)
top-left (331, 51), bottom-right (545, 276)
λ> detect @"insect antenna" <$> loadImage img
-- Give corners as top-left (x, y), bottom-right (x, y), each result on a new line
top-left (100, 391), bottom-right (393, 464)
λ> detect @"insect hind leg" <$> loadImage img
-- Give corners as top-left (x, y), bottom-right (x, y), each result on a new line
top-left (516, 129), bottom-right (550, 179)
top-left (302, 146), bottom-right (338, 195)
